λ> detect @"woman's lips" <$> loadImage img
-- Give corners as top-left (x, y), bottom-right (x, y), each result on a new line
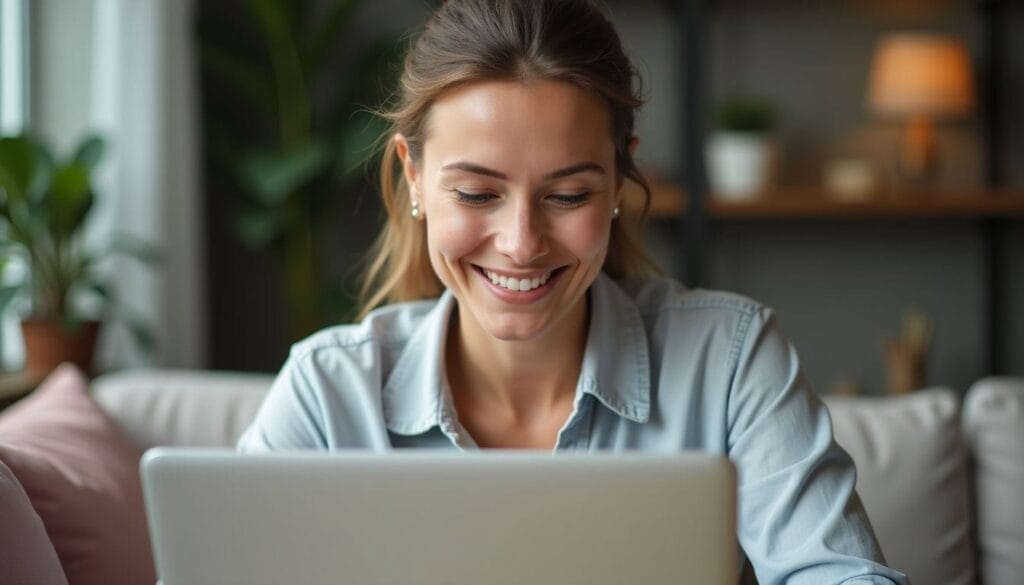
top-left (474, 265), bottom-right (565, 304)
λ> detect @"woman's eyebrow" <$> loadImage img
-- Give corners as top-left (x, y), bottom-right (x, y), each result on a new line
top-left (439, 161), bottom-right (606, 180)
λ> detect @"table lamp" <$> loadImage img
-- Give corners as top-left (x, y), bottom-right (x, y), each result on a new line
top-left (867, 33), bottom-right (975, 182)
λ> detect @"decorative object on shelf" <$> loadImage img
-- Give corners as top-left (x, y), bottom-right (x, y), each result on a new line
top-left (881, 309), bottom-right (934, 394)
top-left (823, 158), bottom-right (880, 202)
top-left (706, 96), bottom-right (777, 202)
top-left (867, 33), bottom-right (976, 184)
top-left (0, 134), bottom-right (159, 377)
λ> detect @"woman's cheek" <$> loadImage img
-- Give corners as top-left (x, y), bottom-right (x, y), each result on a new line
top-left (426, 209), bottom-right (489, 289)
top-left (566, 211), bottom-right (611, 262)
top-left (429, 210), bottom-right (485, 260)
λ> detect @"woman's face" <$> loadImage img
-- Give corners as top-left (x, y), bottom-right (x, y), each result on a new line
top-left (396, 79), bottom-right (630, 342)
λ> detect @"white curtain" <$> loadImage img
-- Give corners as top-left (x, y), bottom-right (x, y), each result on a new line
top-left (90, 0), bottom-right (205, 369)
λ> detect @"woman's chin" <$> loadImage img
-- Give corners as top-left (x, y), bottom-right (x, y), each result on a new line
top-left (482, 317), bottom-right (550, 342)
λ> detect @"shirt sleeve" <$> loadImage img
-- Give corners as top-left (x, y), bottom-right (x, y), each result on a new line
top-left (236, 348), bottom-right (332, 452)
top-left (236, 337), bottom-right (395, 453)
top-left (726, 306), bottom-right (909, 585)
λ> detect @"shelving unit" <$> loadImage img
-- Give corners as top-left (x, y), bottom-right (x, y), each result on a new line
top-left (667, 0), bottom-right (1014, 376)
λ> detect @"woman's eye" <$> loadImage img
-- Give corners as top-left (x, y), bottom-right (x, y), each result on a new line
top-left (548, 192), bottom-right (590, 207)
top-left (454, 190), bottom-right (496, 205)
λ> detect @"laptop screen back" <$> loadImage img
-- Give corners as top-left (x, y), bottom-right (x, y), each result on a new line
top-left (141, 449), bottom-right (737, 585)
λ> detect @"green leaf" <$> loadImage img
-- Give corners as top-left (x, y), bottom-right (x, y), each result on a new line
top-left (238, 141), bottom-right (331, 206)
top-left (77, 279), bottom-right (114, 315)
top-left (195, 16), bottom-right (278, 117)
top-left (108, 233), bottom-right (163, 265)
top-left (304, 0), bottom-right (363, 78)
top-left (48, 163), bottom-right (94, 238)
top-left (0, 136), bottom-right (38, 202)
top-left (714, 97), bottom-right (777, 133)
top-left (27, 140), bottom-right (55, 204)
top-left (234, 206), bottom-right (283, 249)
top-left (72, 135), bottom-right (105, 170)
top-left (244, 0), bottom-right (290, 43)
top-left (117, 307), bottom-right (157, 357)
top-left (0, 283), bottom-right (25, 313)
top-left (280, 0), bottom-right (311, 36)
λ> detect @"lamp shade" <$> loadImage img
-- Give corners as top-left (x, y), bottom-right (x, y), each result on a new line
top-left (867, 34), bottom-right (975, 118)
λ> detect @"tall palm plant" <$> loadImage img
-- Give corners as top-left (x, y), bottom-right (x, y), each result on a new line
top-left (197, 0), bottom-right (404, 339)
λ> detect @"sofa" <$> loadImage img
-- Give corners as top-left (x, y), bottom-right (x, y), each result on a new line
top-left (0, 364), bottom-right (1021, 585)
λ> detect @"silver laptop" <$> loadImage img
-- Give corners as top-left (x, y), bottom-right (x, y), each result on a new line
top-left (141, 449), bottom-right (738, 585)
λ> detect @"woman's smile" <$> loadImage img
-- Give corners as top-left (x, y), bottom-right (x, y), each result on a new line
top-left (472, 264), bottom-right (567, 305)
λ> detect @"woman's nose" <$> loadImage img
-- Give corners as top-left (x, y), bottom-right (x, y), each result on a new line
top-left (494, 202), bottom-right (549, 265)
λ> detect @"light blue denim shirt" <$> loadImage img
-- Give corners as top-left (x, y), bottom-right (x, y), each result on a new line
top-left (238, 272), bottom-right (907, 585)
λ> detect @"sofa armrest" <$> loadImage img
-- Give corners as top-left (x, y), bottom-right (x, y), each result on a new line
top-left (91, 369), bottom-right (273, 450)
top-left (824, 388), bottom-right (974, 585)
top-left (964, 377), bottom-right (1024, 585)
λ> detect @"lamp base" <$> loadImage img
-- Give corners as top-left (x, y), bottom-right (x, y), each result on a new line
top-left (899, 115), bottom-right (938, 185)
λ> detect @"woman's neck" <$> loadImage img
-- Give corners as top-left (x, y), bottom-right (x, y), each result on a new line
top-left (445, 296), bottom-right (589, 424)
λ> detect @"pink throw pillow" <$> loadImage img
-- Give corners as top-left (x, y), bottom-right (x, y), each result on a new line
top-left (0, 457), bottom-right (69, 585)
top-left (0, 364), bottom-right (156, 585)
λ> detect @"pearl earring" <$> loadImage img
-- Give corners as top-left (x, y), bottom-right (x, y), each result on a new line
top-left (612, 206), bottom-right (620, 218)
top-left (411, 201), bottom-right (421, 218)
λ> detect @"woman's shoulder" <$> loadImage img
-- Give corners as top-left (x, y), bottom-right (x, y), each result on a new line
top-left (288, 297), bottom-right (442, 363)
top-left (614, 275), bottom-right (767, 320)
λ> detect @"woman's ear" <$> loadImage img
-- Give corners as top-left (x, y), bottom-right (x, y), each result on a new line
top-left (394, 133), bottom-right (421, 202)
top-left (614, 136), bottom-right (641, 203)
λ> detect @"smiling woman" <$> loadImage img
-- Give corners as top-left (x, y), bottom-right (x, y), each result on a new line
top-left (397, 80), bottom-right (621, 345)
top-left (236, 1), bottom-right (907, 583)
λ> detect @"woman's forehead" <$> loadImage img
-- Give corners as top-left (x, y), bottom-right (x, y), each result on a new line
top-left (422, 79), bottom-right (615, 169)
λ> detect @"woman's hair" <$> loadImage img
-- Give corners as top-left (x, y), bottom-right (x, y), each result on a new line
top-left (358, 0), bottom-right (658, 318)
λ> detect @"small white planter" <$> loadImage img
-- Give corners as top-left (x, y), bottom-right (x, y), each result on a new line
top-left (706, 132), bottom-right (776, 201)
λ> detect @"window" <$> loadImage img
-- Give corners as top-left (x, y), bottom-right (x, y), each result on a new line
top-left (0, 0), bottom-right (29, 369)
top-left (1, 0), bottom-right (29, 133)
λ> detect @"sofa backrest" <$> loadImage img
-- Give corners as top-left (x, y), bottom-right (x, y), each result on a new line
top-left (91, 369), bottom-right (1024, 585)
top-left (825, 388), bottom-right (975, 585)
top-left (92, 369), bottom-right (273, 450)
top-left (963, 378), bottom-right (1024, 585)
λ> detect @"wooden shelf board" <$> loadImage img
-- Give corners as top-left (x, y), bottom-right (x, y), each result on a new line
top-left (625, 182), bottom-right (1024, 220)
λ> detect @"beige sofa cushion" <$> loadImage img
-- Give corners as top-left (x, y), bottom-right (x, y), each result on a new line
top-left (92, 369), bottom-right (272, 449)
top-left (963, 378), bottom-right (1024, 585)
top-left (825, 388), bottom-right (974, 585)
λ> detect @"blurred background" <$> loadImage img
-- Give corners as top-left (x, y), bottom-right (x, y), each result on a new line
top-left (1, 0), bottom-right (1021, 397)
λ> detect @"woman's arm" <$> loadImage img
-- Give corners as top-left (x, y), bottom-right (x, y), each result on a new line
top-left (726, 307), bottom-right (908, 585)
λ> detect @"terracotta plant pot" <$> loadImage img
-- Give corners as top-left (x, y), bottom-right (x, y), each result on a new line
top-left (20, 320), bottom-right (101, 377)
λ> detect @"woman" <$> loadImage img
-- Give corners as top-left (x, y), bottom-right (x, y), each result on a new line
top-left (238, 0), bottom-right (906, 583)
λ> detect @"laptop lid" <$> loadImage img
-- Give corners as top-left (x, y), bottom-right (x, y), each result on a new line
top-left (141, 448), bottom-right (737, 585)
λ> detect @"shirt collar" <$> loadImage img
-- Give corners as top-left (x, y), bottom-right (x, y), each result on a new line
top-left (380, 272), bottom-right (651, 436)
top-left (578, 272), bottom-right (651, 423)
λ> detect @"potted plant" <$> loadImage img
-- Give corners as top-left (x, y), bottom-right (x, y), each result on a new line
top-left (707, 96), bottom-right (778, 201)
top-left (0, 134), bottom-right (157, 376)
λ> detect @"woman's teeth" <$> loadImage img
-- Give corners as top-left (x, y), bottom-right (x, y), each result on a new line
top-left (484, 270), bottom-right (551, 292)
